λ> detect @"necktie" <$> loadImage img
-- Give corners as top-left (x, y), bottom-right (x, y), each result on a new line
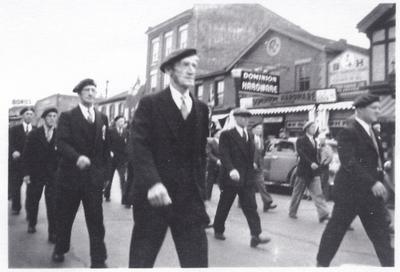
top-left (242, 130), bottom-right (247, 142)
top-left (46, 128), bottom-right (53, 142)
top-left (369, 127), bottom-right (383, 170)
top-left (87, 108), bottom-right (94, 123)
top-left (25, 126), bottom-right (29, 135)
top-left (181, 96), bottom-right (189, 120)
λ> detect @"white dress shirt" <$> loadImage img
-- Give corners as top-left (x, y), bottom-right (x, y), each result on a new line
top-left (170, 84), bottom-right (193, 113)
top-left (79, 103), bottom-right (95, 122)
top-left (23, 122), bottom-right (32, 133)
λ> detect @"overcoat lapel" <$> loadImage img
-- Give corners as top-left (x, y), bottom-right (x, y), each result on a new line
top-left (353, 121), bottom-right (377, 154)
top-left (231, 129), bottom-right (249, 158)
top-left (37, 127), bottom-right (48, 147)
top-left (94, 110), bottom-right (103, 145)
top-left (72, 106), bottom-right (91, 143)
top-left (158, 88), bottom-right (183, 139)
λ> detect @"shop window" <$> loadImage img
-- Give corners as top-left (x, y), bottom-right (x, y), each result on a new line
top-left (372, 44), bottom-right (385, 82)
top-left (196, 84), bottom-right (204, 100)
top-left (178, 24), bottom-right (188, 49)
top-left (164, 31), bottom-right (173, 57)
top-left (295, 63), bottom-right (310, 91)
top-left (215, 80), bottom-right (224, 106)
top-left (151, 38), bottom-right (160, 64)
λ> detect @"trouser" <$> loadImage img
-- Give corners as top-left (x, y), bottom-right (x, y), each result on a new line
top-left (205, 162), bottom-right (219, 200)
top-left (317, 199), bottom-right (394, 267)
top-left (254, 170), bottom-right (273, 207)
top-left (54, 187), bottom-right (107, 264)
top-left (213, 186), bottom-right (261, 237)
top-left (25, 181), bottom-right (56, 235)
top-left (104, 162), bottom-right (127, 203)
top-left (10, 169), bottom-right (24, 212)
top-left (289, 176), bottom-right (330, 220)
top-left (129, 206), bottom-right (208, 268)
top-left (319, 166), bottom-right (330, 201)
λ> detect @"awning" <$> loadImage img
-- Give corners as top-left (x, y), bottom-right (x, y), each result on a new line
top-left (379, 95), bottom-right (395, 122)
top-left (211, 113), bottom-right (229, 122)
top-left (249, 104), bottom-right (315, 115)
top-left (317, 101), bottom-right (354, 111)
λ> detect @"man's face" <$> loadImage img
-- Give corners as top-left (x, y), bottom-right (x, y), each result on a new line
top-left (22, 110), bottom-right (34, 124)
top-left (44, 112), bottom-right (57, 128)
top-left (116, 118), bottom-right (125, 128)
top-left (307, 123), bottom-right (317, 135)
top-left (235, 116), bottom-right (250, 128)
top-left (79, 85), bottom-right (97, 106)
top-left (252, 124), bottom-right (263, 136)
top-left (358, 101), bottom-right (380, 124)
top-left (168, 55), bottom-right (199, 91)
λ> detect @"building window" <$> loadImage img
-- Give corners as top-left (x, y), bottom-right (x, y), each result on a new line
top-left (151, 38), bottom-right (160, 64)
top-left (209, 87), bottom-right (215, 105)
top-left (216, 81), bottom-right (224, 106)
top-left (163, 73), bottom-right (170, 89)
top-left (178, 24), bottom-right (188, 49)
top-left (109, 104), bottom-right (115, 121)
top-left (372, 44), bottom-right (385, 82)
top-left (295, 63), bottom-right (310, 91)
top-left (372, 29), bottom-right (385, 42)
top-left (196, 84), bottom-right (204, 100)
top-left (150, 69), bottom-right (157, 90)
top-left (118, 103), bottom-right (125, 115)
top-left (164, 31), bottom-right (173, 57)
top-left (388, 41), bottom-right (395, 75)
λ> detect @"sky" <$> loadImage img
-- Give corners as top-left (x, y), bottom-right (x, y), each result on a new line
top-left (0, 0), bottom-right (394, 106)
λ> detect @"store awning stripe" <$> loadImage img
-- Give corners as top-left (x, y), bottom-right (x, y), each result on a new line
top-left (379, 95), bottom-right (395, 122)
top-left (318, 101), bottom-right (354, 111)
top-left (249, 104), bottom-right (315, 115)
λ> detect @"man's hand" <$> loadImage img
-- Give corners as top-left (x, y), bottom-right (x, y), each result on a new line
top-left (147, 182), bottom-right (172, 207)
top-left (76, 155), bottom-right (91, 170)
top-left (217, 159), bottom-right (221, 166)
top-left (229, 169), bottom-right (240, 181)
top-left (110, 151), bottom-right (114, 158)
top-left (12, 151), bottom-right (21, 160)
top-left (253, 162), bottom-right (258, 170)
top-left (371, 181), bottom-right (387, 200)
top-left (23, 175), bottom-right (31, 185)
top-left (311, 162), bottom-right (319, 170)
top-left (384, 160), bottom-right (392, 171)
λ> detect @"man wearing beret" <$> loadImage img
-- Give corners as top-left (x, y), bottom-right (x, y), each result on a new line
top-left (9, 107), bottom-right (36, 215)
top-left (213, 108), bottom-right (271, 247)
top-left (289, 120), bottom-right (330, 222)
top-left (22, 108), bottom-right (58, 241)
top-left (52, 78), bottom-right (110, 268)
top-left (317, 93), bottom-right (394, 266)
top-left (126, 48), bottom-right (210, 267)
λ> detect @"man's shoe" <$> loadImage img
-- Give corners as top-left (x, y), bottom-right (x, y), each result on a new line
top-left (48, 234), bottom-right (57, 244)
top-left (52, 252), bottom-right (64, 263)
top-left (289, 214), bottom-right (298, 219)
top-left (105, 198), bottom-right (110, 202)
top-left (27, 225), bottom-right (36, 233)
top-left (250, 235), bottom-right (271, 248)
top-left (263, 203), bottom-right (277, 212)
top-left (11, 210), bottom-right (20, 215)
top-left (319, 215), bottom-right (330, 223)
top-left (91, 262), bottom-right (107, 268)
top-left (214, 232), bottom-right (226, 240)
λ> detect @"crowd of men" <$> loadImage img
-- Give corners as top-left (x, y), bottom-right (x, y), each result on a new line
top-left (9, 48), bottom-right (394, 268)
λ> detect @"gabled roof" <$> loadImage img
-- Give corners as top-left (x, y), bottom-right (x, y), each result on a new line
top-left (357, 3), bottom-right (396, 33)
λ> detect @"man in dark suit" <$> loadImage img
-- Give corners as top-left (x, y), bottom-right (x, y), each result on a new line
top-left (51, 78), bottom-right (110, 268)
top-left (317, 93), bottom-right (394, 267)
top-left (288, 120), bottom-right (330, 222)
top-left (22, 108), bottom-right (58, 241)
top-left (127, 48), bottom-right (210, 268)
top-left (252, 123), bottom-right (277, 212)
top-left (104, 115), bottom-right (129, 205)
top-left (205, 129), bottom-right (221, 200)
top-left (9, 107), bottom-right (36, 215)
top-left (213, 108), bottom-right (271, 248)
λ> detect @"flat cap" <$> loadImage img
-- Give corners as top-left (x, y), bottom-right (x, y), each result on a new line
top-left (20, 107), bottom-right (35, 116)
top-left (353, 93), bottom-right (380, 108)
top-left (41, 107), bottom-right (58, 118)
top-left (160, 48), bottom-right (197, 73)
top-left (73, 78), bottom-right (96, 93)
top-left (233, 108), bottom-right (252, 117)
top-left (303, 120), bottom-right (315, 131)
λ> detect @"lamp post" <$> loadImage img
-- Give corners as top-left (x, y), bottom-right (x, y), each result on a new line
top-left (105, 80), bottom-right (109, 98)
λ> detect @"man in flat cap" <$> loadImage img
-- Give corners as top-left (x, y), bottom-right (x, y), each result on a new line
top-left (126, 48), bottom-right (209, 267)
top-left (51, 78), bottom-right (110, 268)
top-left (317, 93), bottom-right (394, 266)
top-left (22, 107), bottom-right (58, 241)
top-left (213, 108), bottom-right (271, 247)
top-left (9, 107), bottom-right (36, 215)
top-left (289, 120), bottom-right (330, 222)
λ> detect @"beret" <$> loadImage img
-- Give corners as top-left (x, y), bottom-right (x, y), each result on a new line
top-left (41, 107), bottom-right (58, 118)
top-left (160, 48), bottom-right (197, 73)
top-left (20, 107), bottom-right (35, 116)
top-left (73, 78), bottom-right (96, 93)
top-left (114, 115), bottom-right (125, 122)
top-left (303, 120), bottom-right (315, 131)
top-left (353, 93), bottom-right (380, 108)
top-left (233, 108), bottom-right (252, 117)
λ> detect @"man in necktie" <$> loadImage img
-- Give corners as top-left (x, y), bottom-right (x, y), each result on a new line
top-left (289, 120), bottom-right (330, 222)
top-left (9, 107), bottom-right (36, 215)
top-left (126, 48), bottom-right (209, 268)
top-left (317, 93), bottom-right (393, 267)
top-left (52, 78), bottom-right (110, 268)
top-left (104, 115), bottom-right (129, 206)
top-left (213, 108), bottom-right (271, 248)
top-left (22, 107), bottom-right (58, 241)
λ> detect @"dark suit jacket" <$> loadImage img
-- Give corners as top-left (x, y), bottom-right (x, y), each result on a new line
top-left (109, 128), bottom-right (128, 166)
top-left (22, 126), bottom-right (58, 184)
top-left (333, 119), bottom-right (385, 204)
top-left (127, 88), bottom-right (209, 207)
top-left (56, 106), bottom-right (110, 191)
top-left (219, 128), bottom-right (255, 188)
top-left (296, 135), bottom-right (319, 180)
top-left (9, 124), bottom-right (36, 168)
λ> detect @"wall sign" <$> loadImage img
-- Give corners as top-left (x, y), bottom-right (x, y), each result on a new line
top-left (265, 37), bottom-right (281, 56)
top-left (240, 71), bottom-right (279, 95)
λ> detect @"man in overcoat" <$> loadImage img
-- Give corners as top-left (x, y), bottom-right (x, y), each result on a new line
top-left (127, 48), bottom-right (210, 268)
top-left (316, 93), bottom-right (394, 267)
top-left (51, 78), bottom-right (110, 268)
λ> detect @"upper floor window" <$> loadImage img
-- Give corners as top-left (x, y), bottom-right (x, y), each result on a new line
top-left (151, 38), bottom-right (160, 64)
top-left (209, 86), bottom-right (215, 106)
top-left (118, 103), bottom-right (125, 115)
top-left (178, 24), bottom-right (188, 49)
top-left (109, 104), bottom-right (115, 121)
top-left (150, 69), bottom-right (157, 91)
top-left (164, 31), bottom-right (173, 57)
top-left (163, 73), bottom-right (170, 89)
top-left (295, 63), bottom-right (310, 91)
top-left (371, 25), bottom-right (396, 82)
top-left (196, 84), bottom-right (204, 100)
top-left (216, 80), bottom-right (224, 106)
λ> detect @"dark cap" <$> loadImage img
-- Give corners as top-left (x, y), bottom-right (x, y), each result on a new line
top-left (233, 108), bottom-right (252, 117)
top-left (73, 78), bottom-right (96, 93)
top-left (160, 48), bottom-right (197, 73)
top-left (41, 107), bottom-right (58, 118)
top-left (353, 93), bottom-right (380, 108)
top-left (114, 115), bottom-right (125, 122)
top-left (303, 120), bottom-right (315, 131)
top-left (20, 107), bottom-right (35, 116)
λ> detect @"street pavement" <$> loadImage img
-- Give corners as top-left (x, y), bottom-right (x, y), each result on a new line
top-left (8, 176), bottom-right (394, 268)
